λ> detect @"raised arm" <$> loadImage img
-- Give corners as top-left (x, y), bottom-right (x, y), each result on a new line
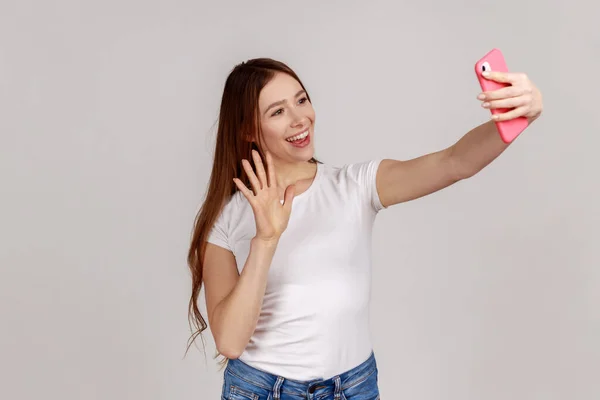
top-left (376, 71), bottom-right (543, 208)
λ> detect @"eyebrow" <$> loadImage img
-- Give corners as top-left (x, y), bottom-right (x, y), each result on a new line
top-left (263, 90), bottom-right (306, 115)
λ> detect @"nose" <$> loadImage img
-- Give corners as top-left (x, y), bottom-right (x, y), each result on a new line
top-left (289, 108), bottom-right (306, 127)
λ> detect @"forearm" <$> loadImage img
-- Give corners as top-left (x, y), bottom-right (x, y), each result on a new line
top-left (212, 237), bottom-right (279, 358)
top-left (449, 120), bottom-right (510, 179)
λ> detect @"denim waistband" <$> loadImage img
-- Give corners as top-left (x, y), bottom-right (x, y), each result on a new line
top-left (224, 351), bottom-right (377, 399)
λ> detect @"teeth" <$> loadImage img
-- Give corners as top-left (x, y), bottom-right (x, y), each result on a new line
top-left (286, 130), bottom-right (309, 142)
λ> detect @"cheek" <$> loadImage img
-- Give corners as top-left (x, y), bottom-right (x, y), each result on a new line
top-left (260, 122), bottom-right (285, 144)
top-left (305, 105), bottom-right (316, 123)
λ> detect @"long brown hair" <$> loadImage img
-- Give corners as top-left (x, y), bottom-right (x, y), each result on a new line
top-left (185, 58), bottom-right (319, 367)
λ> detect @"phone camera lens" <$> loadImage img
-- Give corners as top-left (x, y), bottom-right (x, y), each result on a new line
top-left (481, 61), bottom-right (491, 73)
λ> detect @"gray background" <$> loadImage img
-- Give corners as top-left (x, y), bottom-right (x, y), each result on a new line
top-left (1, 0), bottom-right (598, 399)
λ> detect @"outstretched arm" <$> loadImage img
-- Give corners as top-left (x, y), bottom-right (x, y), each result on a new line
top-left (376, 71), bottom-right (543, 208)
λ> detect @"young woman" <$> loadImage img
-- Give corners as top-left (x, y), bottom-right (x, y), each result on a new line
top-left (187, 58), bottom-right (543, 399)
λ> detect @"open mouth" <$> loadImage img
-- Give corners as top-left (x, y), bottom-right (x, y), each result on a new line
top-left (285, 129), bottom-right (310, 147)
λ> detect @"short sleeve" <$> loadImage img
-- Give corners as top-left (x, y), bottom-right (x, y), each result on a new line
top-left (345, 159), bottom-right (386, 213)
top-left (206, 207), bottom-right (232, 251)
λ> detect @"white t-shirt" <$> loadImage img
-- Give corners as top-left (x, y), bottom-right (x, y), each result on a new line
top-left (207, 159), bottom-right (386, 380)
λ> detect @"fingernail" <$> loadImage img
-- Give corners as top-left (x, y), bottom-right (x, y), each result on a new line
top-left (477, 94), bottom-right (485, 100)
top-left (491, 115), bottom-right (498, 120)
top-left (482, 71), bottom-right (490, 77)
top-left (482, 102), bottom-right (489, 108)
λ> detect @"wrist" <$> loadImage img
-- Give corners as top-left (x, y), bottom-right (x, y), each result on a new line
top-left (251, 236), bottom-right (280, 248)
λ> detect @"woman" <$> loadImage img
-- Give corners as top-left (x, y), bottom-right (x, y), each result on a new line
top-left (187, 58), bottom-right (543, 399)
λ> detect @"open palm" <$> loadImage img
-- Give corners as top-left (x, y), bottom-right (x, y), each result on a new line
top-left (233, 150), bottom-right (296, 242)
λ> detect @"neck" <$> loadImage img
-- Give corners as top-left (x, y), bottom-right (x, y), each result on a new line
top-left (272, 159), bottom-right (317, 191)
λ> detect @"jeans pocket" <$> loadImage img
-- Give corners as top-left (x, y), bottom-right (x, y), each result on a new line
top-left (224, 370), bottom-right (265, 400)
top-left (340, 368), bottom-right (379, 400)
top-left (229, 385), bottom-right (260, 400)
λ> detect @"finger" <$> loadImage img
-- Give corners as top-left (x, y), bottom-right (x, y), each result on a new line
top-left (479, 85), bottom-right (528, 101)
top-left (233, 178), bottom-right (255, 201)
top-left (242, 159), bottom-right (261, 195)
top-left (282, 184), bottom-right (296, 213)
top-left (266, 151), bottom-right (275, 188)
top-left (251, 150), bottom-right (268, 190)
top-left (483, 95), bottom-right (529, 110)
top-left (491, 105), bottom-right (528, 122)
top-left (482, 71), bottom-right (526, 84)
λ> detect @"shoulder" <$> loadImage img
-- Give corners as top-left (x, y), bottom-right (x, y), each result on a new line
top-left (341, 159), bottom-right (382, 182)
top-left (216, 190), bottom-right (248, 222)
top-left (207, 191), bottom-right (250, 251)
top-left (319, 159), bottom-right (383, 184)
top-left (319, 159), bottom-right (386, 212)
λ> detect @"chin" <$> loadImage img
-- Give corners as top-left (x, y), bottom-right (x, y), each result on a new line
top-left (295, 148), bottom-right (315, 162)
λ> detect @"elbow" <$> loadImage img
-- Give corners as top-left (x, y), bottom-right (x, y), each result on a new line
top-left (217, 345), bottom-right (243, 360)
top-left (456, 166), bottom-right (478, 180)
top-left (215, 337), bottom-right (244, 359)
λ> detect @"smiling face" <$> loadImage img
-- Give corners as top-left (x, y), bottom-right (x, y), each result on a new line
top-left (256, 72), bottom-right (316, 164)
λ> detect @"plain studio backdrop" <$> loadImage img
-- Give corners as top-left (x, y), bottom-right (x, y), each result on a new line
top-left (1, 0), bottom-right (598, 399)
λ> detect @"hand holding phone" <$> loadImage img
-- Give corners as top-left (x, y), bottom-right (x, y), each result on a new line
top-left (475, 48), bottom-right (529, 143)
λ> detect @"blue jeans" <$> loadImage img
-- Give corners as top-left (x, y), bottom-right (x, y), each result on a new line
top-left (221, 351), bottom-right (380, 400)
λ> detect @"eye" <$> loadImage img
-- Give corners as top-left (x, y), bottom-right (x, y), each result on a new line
top-left (298, 96), bottom-right (308, 104)
top-left (271, 108), bottom-right (283, 117)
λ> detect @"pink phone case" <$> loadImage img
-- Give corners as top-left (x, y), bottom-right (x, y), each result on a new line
top-left (475, 48), bottom-right (528, 143)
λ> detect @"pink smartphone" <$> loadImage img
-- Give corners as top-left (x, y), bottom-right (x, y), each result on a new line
top-left (475, 48), bottom-right (528, 143)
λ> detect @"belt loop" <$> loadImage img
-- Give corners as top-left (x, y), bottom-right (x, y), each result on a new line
top-left (333, 375), bottom-right (342, 400)
top-left (272, 376), bottom-right (284, 400)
